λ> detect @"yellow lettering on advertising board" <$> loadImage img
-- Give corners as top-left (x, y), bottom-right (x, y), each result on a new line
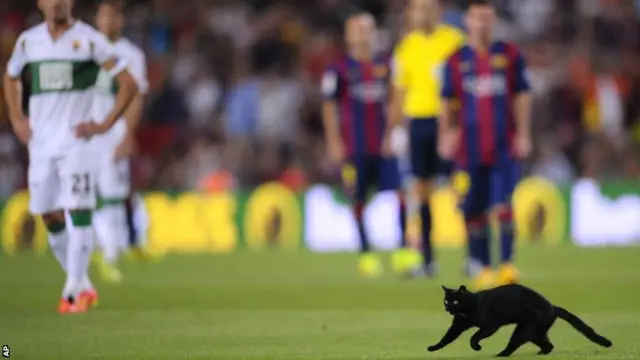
top-left (1, 191), bottom-right (47, 255)
top-left (513, 177), bottom-right (565, 245)
top-left (200, 193), bottom-right (237, 253)
top-left (432, 187), bottom-right (467, 247)
top-left (145, 192), bottom-right (238, 254)
top-left (0, 177), bottom-right (564, 255)
top-left (244, 182), bottom-right (301, 251)
top-left (405, 187), bottom-right (467, 248)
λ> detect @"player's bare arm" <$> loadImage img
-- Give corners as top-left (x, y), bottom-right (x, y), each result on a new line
top-left (123, 92), bottom-right (143, 134)
top-left (388, 86), bottom-right (406, 128)
top-left (513, 91), bottom-right (532, 159)
top-left (105, 64), bottom-right (138, 126)
top-left (2, 73), bottom-right (30, 144)
top-left (114, 91), bottom-right (143, 160)
top-left (384, 86), bottom-right (407, 156)
top-left (386, 48), bottom-right (408, 157)
top-left (321, 60), bottom-right (346, 164)
top-left (322, 100), bottom-right (344, 164)
top-left (438, 98), bottom-right (458, 160)
top-left (75, 58), bottom-right (138, 138)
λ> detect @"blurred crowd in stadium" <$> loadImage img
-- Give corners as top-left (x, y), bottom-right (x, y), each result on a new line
top-left (0, 0), bottom-right (639, 197)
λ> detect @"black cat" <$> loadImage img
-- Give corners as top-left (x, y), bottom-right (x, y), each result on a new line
top-left (427, 284), bottom-right (612, 357)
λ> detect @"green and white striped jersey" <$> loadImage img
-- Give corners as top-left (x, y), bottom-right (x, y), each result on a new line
top-left (6, 21), bottom-right (127, 158)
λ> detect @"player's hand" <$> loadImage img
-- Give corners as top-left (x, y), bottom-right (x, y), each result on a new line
top-left (115, 134), bottom-right (137, 161)
top-left (438, 130), bottom-right (459, 160)
top-left (75, 121), bottom-right (108, 138)
top-left (514, 134), bottom-right (532, 160)
top-left (11, 118), bottom-right (31, 145)
top-left (383, 126), bottom-right (408, 157)
top-left (328, 140), bottom-right (345, 164)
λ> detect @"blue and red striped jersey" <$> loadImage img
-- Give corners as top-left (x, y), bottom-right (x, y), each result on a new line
top-left (442, 41), bottom-right (530, 168)
top-left (321, 54), bottom-right (390, 156)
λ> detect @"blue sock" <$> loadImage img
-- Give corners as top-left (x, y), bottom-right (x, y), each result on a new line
top-left (419, 203), bottom-right (433, 265)
top-left (500, 213), bottom-right (515, 263)
top-left (125, 196), bottom-right (137, 247)
top-left (355, 203), bottom-right (370, 253)
top-left (467, 218), bottom-right (490, 267)
top-left (399, 197), bottom-right (407, 248)
top-left (478, 233), bottom-right (491, 267)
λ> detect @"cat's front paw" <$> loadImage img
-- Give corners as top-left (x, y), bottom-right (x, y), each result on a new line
top-left (427, 345), bottom-right (439, 352)
top-left (470, 342), bottom-right (482, 351)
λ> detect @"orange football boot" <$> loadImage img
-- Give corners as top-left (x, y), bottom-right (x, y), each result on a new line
top-left (497, 263), bottom-right (520, 285)
top-left (58, 299), bottom-right (85, 314)
top-left (473, 268), bottom-right (496, 290)
top-left (79, 289), bottom-right (99, 308)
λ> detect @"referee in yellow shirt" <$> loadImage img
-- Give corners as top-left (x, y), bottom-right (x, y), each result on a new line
top-left (388, 0), bottom-right (464, 277)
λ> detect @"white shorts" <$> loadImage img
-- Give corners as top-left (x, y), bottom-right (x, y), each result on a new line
top-left (28, 148), bottom-right (97, 215)
top-left (95, 155), bottom-right (131, 200)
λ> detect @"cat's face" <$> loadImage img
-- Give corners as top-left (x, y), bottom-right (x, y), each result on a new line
top-left (442, 285), bottom-right (474, 316)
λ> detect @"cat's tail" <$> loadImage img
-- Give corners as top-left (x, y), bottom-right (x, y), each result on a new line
top-left (554, 306), bottom-right (612, 348)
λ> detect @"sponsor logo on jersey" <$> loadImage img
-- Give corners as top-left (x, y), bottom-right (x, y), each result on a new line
top-left (350, 82), bottom-right (387, 102)
top-left (492, 54), bottom-right (507, 69)
top-left (462, 74), bottom-right (506, 97)
top-left (373, 65), bottom-right (388, 78)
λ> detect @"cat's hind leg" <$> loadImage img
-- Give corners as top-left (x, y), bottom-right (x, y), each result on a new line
top-left (532, 333), bottom-right (554, 355)
top-left (496, 323), bottom-right (530, 357)
top-left (532, 324), bottom-right (555, 355)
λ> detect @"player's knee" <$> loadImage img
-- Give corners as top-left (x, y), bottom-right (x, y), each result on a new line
top-left (42, 211), bottom-right (65, 225)
top-left (42, 211), bottom-right (66, 234)
top-left (69, 209), bottom-right (93, 227)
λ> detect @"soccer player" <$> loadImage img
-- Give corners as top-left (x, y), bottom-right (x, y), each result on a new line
top-left (322, 13), bottom-right (402, 277)
top-left (389, 0), bottom-right (465, 277)
top-left (3, 0), bottom-right (138, 313)
top-left (92, 0), bottom-right (148, 281)
top-left (440, 0), bottom-right (532, 289)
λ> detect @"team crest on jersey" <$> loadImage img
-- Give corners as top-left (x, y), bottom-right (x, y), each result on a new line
top-left (72, 40), bottom-right (81, 51)
top-left (492, 55), bottom-right (507, 68)
top-left (459, 61), bottom-right (471, 72)
top-left (373, 65), bottom-right (388, 78)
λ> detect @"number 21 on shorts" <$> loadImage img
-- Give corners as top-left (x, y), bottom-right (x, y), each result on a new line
top-left (72, 173), bottom-right (91, 195)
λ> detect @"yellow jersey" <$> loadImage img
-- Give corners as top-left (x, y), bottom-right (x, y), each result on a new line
top-left (393, 25), bottom-right (465, 118)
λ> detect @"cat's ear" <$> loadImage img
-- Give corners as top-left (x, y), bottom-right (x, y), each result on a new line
top-left (442, 285), bottom-right (453, 293)
top-left (458, 285), bottom-right (468, 292)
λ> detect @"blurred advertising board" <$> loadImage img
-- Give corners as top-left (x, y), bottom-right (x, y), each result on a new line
top-left (0, 178), bottom-right (638, 255)
top-left (570, 179), bottom-right (640, 247)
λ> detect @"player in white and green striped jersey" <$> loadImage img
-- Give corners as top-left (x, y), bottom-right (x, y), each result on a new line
top-left (91, 0), bottom-right (149, 283)
top-left (2, 0), bottom-right (139, 314)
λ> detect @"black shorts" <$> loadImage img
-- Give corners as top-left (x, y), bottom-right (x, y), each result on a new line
top-left (342, 155), bottom-right (401, 202)
top-left (409, 118), bottom-right (453, 179)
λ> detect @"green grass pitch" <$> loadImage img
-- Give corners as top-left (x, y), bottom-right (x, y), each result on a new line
top-left (1, 245), bottom-right (639, 360)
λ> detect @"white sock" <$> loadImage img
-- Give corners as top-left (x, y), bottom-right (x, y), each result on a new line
top-left (93, 206), bottom-right (122, 264)
top-left (113, 205), bottom-right (129, 253)
top-left (82, 275), bottom-right (94, 292)
top-left (64, 223), bottom-right (94, 300)
top-left (48, 228), bottom-right (69, 273)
